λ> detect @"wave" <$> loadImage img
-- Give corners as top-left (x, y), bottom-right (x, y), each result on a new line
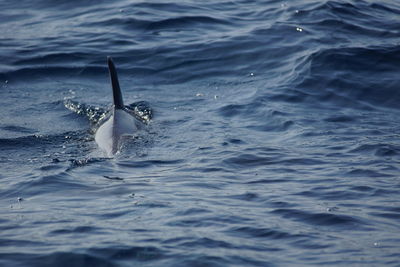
top-left (287, 45), bottom-right (400, 109)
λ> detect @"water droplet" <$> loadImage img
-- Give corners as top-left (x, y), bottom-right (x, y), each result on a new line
top-left (250, 72), bottom-right (254, 76)
top-left (326, 207), bottom-right (339, 212)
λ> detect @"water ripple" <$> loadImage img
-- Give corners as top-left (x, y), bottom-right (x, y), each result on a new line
top-left (1, 0), bottom-right (400, 266)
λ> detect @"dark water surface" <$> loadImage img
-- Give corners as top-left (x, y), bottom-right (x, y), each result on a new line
top-left (1, 0), bottom-right (400, 266)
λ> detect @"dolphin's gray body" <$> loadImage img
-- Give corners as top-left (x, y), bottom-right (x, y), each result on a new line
top-left (95, 57), bottom-right (141, 156)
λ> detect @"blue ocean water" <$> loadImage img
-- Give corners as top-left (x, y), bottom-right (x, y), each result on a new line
top-left (1, 0), bottom-right (400, 266)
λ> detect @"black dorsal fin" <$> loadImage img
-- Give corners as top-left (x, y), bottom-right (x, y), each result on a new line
top-left (107, 56), bottom-right (124, 109)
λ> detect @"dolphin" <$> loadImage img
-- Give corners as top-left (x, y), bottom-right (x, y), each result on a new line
top-left (95, 57), bottom-right (142, 156)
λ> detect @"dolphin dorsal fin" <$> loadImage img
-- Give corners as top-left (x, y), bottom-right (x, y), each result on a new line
top-left (107, 57), bottom-right (124, 109)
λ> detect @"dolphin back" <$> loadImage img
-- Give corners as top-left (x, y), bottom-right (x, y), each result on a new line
top-left (107, 57), bottom-right (124, 109)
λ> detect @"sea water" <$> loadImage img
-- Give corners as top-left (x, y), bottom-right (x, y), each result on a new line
top-left (1, 0), bottom-right (400, 266)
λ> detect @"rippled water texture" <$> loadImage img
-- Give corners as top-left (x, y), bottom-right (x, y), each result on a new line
top-left (1, 0), bottom-right (400, 266)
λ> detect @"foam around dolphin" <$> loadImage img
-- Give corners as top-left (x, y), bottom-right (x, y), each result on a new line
top-left (95, 57), bottom-right (142, 156)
